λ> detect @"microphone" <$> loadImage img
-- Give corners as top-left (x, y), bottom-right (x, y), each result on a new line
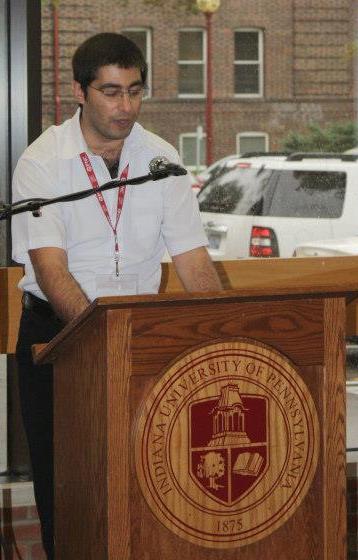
top-left (149, 156), bottom-right (187, 177)
top-left (0, 163), bottom-right (188, 221)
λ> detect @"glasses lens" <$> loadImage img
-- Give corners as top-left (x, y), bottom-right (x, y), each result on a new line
top-left (96, 86), bottom-right (145, 98)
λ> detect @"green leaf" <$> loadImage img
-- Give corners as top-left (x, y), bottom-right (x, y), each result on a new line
top-left (282, 121), bottom-right (358, 153)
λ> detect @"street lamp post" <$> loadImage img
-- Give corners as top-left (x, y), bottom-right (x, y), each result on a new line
top-left (196, 0), bottom-right (221, 167)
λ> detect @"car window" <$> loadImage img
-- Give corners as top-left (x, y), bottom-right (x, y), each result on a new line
top-left (200, 158), bottom-right (241, 186)
top-left (261, 170), bottom-right (346, 218)
top-left (198, 166), bottom-right (273, 214)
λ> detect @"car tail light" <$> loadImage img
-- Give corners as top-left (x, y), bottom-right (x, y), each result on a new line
top-left (235, 162), bottom-right (252, 169)
top-left (191, 178), bottom-right (204, 194)
top-left (250, 226), bottom-right (279, 257)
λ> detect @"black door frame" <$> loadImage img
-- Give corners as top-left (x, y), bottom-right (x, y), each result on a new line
top-left (0, 0), bottom-right (41, 477)
top-left (0, 0), bottom-right (41, 266)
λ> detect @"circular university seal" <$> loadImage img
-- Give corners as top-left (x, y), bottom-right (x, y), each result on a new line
top-left (135, 340), bottom-right (320, 548)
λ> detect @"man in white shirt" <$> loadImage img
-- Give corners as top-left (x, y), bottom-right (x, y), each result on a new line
top-left (12, 33), bottom-right (221, 559)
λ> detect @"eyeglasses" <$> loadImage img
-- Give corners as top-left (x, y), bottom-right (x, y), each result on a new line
top-left (88, 84), bottom-right (147, 100)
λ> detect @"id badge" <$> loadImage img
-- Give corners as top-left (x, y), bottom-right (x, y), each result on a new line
top-left (95, 273), bottom-right (138, 297)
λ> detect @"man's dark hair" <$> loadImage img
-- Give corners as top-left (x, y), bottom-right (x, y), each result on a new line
top-left (72, 33), bottom-right (148, 94)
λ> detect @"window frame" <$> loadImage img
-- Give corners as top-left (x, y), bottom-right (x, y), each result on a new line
top-left (121, 27), bottom-right (152, 98)
top-left (234, 28), bottom-right (264, 98)
top-left (179, 131), bottom-right (207, 171)
top-left (236, 131), bottom-right (269, 154)
top-left (178, 27), bottom-right (206, 99)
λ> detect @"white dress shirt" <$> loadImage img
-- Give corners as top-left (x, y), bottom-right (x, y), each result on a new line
top-left (12, 109), bottom-right (207, 301)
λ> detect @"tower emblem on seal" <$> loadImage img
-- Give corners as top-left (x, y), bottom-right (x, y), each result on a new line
top-left (190, 384), bottom-right (269, 505)
top-left (135, 340), bottom-right (320, 549)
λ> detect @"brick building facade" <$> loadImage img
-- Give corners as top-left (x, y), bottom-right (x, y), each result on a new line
top-left (1, 3), bottom-right (357, 560)
top-left (41, 0), bottom-right (357, 168)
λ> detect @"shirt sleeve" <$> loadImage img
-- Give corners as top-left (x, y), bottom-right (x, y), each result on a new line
top-left (161, 171), bottom-right (208, 257)
top-left (11, 156), bottom-right (67, 264)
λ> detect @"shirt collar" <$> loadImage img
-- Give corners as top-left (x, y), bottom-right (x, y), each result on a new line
top-left (61, 107), bottom-right (145, 159)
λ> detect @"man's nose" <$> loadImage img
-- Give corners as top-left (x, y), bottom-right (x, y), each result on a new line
top-left (117, 92), bottom-right (133, 111)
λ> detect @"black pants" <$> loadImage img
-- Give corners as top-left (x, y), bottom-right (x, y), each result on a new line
top-left (16, 294), bottom-right (64, 560)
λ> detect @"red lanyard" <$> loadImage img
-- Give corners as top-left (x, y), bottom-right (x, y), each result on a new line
top-left (80, 152), bottom-right (129, 276)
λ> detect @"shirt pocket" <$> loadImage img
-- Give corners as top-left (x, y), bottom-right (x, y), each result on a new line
top-left (65, 195), bottom-right (110, 245)
top-left (128, 194), bottom-right (163, 252)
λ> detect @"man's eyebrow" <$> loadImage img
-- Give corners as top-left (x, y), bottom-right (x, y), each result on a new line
top-left (98, 80), bottom-right (143, 88)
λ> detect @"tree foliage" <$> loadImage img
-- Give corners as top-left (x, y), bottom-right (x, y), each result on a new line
top-left (197, 452), bottom-right (225, 490)
top-left (282, 122), bottom-right (358, 153)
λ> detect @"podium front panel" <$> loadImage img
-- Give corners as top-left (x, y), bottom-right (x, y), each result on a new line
top-left (53, 296), bottom-right (346, 560)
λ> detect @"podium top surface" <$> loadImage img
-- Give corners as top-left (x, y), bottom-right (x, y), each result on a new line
top-left (33, 255), bottom-right (358, 364)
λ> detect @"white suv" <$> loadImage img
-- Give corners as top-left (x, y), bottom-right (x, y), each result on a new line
top-left (198, 152), bottom-right (358, 259)
top-left (294, 236), bottom-right (358, 257)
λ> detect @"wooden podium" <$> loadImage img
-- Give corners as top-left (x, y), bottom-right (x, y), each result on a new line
top-left (34, 257), bottom-right (356, 560)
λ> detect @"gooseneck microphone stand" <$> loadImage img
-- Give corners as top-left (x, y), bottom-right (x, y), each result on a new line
top-left (0, 164), bottom-right (186, 221)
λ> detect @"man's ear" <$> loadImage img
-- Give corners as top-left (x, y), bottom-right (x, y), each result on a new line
top-left (72, 80), bottom-right (86, 104)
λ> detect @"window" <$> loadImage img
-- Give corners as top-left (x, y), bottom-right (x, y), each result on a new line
top-left (179, 132), bottom-right (206, 171)
top-left (237, 132), bottom-right (269, 154)
top-left (261, 171), bottom-right (346, 218)
top-left (198, 166), bottom-right (272, 215)
top-left (234, 30), bottom-right (263, 97)
top-left (178, 29), bottom-right (205, 97)
top-left (198, 167), bottom-right (346, 219)
top-left (121, 28), bottom-right (152, 97)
